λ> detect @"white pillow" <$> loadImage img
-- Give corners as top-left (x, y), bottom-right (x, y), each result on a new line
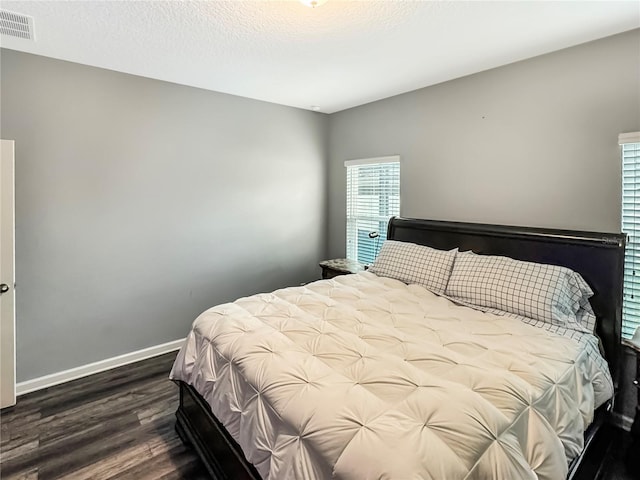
top-left (445, 251), bottom-right (595, 331)
top-left (369, 240), bottom-right (456, 295)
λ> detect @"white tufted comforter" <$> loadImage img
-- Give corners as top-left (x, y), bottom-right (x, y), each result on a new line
top-left (170, 272), bottom-right (613, 480)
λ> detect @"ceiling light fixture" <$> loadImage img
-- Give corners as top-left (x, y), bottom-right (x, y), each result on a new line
top-left (299, 0), bottom-right (328, 8)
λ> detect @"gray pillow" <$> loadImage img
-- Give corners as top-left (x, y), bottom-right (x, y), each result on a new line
top-left (369, 240), bottom-right (456, 295)
top-left (445, 251), bottom-right (595, 331)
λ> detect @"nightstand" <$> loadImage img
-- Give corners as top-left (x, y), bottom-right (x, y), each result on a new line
top-left (319, 258), bottom-right (366, 280)
top-left (622, 338), bottom-right (640, 474)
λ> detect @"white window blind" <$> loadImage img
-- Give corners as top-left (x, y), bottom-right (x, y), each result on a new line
top-left (345, 156), bottom-right (400, 264)
top-left (620, 132), bottom-right (640, 339)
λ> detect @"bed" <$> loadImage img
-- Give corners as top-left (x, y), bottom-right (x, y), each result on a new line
top-left (170, 217), bottom-right (625, 480)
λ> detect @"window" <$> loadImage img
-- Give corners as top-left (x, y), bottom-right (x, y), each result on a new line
top-left (345, 156), bottom-right (400, 264)
top-left (620, 132), bottom-right (640, 339)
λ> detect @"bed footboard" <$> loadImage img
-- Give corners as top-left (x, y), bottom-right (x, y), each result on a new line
top-left (175, 380), bottom-right (613, 480)
top-left (175, 381), bottom-right (261, 480)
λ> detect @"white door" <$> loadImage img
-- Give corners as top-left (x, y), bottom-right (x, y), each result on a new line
top-left (0, 140), bottom-right (15, 409)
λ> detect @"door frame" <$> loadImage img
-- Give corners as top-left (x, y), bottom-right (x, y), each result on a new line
top-left (1, 139), bottom-right (16, 409)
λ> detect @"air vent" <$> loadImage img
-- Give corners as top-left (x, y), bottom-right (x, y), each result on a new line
top-left (0, 10), bottom-right (35, 40)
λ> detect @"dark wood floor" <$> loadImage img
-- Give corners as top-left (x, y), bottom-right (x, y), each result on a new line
top-left (1, 351), bottom-right (637, 480)
top-left (0, 352), bottom-right (209, 480)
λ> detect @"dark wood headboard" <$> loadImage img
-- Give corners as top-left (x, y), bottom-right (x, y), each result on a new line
top-left (387, 217), bottom-right (626, 387)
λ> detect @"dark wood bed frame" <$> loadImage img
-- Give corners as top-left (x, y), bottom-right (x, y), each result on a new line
top-left (174, 217), bottom-right (626, 480)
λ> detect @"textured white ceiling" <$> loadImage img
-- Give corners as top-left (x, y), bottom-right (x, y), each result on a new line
top-left (1, 1), bottom-right (638, 113)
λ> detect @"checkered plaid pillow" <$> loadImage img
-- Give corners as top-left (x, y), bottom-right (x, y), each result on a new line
top-left (369, 240), bottom-right (456, 295)
top-left (445, 251), bottom-right (596, 331)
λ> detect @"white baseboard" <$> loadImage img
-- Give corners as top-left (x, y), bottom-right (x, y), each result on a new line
top-left (612, 412), bottom-right (634, 432)
top-left (16, 338), bottom-right (185, 396)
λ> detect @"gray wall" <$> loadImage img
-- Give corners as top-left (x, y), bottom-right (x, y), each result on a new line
top-left (328, 29), bottom-right (640, 258)
top-left (1, 49), bottom-right (328, 382)
top-left (327, 29), bottom-right (640, 419)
